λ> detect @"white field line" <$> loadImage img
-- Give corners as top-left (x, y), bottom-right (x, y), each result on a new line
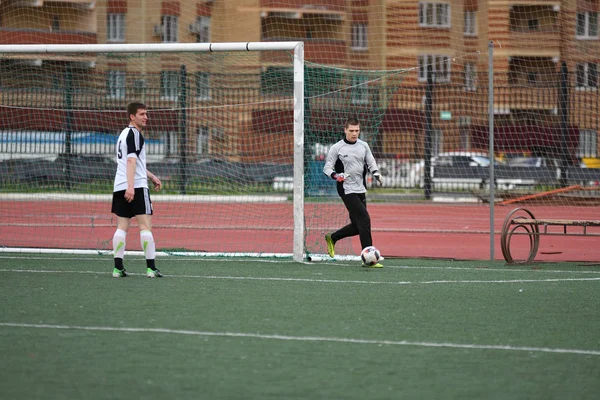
top-left (0, 322), bottom-right (598, 356)
top-left (2, 254), bottom-right (600, 275)
top-left (0, 255), bottom-right (299, 263)
top-left (0, 193), bottom-right (288, 203)
top-left (1, 268), bottom-right (600, 285)
top-left (0, 248), bottom-right (362, 261)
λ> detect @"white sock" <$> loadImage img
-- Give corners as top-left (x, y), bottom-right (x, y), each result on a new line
top-left (113, 229), bottom-right (126, 259)
top-left (140, 230), bottom-right (155, 260)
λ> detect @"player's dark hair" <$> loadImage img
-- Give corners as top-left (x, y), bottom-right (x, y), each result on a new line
top-left (127, 102), bottom-right (147, 120)
top-left (345, 117), bottom-right (360, 128)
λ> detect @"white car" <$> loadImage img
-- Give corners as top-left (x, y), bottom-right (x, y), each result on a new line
top-left (431, 152), bottom-right (491, 168)
top-left (375, 152), bottom-right (492, 188)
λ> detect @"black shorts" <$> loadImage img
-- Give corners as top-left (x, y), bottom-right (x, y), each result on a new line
top-left (111, 188), bottom-right (153, 218)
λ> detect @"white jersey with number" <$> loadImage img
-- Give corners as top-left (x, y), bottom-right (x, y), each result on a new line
top-left (113, 125), bottom-right (148, 192)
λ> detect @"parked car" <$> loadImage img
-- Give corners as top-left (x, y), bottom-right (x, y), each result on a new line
top-left (394, 152), bottom-right (492, 188)
top-left (581, 157), bottom-right (600, 168)
top-left (506, 157), bottom-right (559, 168)
top-left (431, 152), bottom-right (491, 168)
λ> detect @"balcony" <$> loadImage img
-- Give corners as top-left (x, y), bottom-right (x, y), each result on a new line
top-left (260, 0), bottom-right (345, 13)
top-left (498, 61), bottom-right (560, 110)
top-left (507, 0), bottom-right (560, 6)
top-left (240, 0), bottom-right (346, 20)
top-left (495, 86), bottom-right (559, 111)
top-left (0, 28), bottom-right (97, 45)
top-left (507, 30), bottom-right (560, 53)
top-left (8, 0), bottom-right (95, 7)
top-left (508, 5), bottom-right (560, 54)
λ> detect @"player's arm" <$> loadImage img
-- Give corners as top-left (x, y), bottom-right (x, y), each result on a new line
top-left (323, 144), bottom-right (345, 181)
top-left (124, 129), bottom-right (140, 202)
top-left (147, 170), bottom-right (162, 191)
top-left (365, 144), bottom-right (382, 185)
top-left (125, 156), bottom-right (136, 202)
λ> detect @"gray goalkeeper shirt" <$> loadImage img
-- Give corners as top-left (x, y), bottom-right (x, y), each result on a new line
top-left (323, 138), bottom-right (379, 196)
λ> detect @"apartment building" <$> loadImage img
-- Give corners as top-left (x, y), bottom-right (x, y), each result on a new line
top-left (0, 0), bottom-right (597, 159)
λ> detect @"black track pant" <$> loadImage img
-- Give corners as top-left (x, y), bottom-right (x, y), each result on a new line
top-left (331, 192), bottom-right (372, 249)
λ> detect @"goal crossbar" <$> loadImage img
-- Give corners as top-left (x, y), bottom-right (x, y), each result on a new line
top-left (0, 42), bottom-right (302, 54)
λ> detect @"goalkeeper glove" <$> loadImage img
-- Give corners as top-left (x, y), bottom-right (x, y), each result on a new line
top-left (372, 171), bottom-right (383, 186)
top-left (334, 173), bottom-right (346, 182)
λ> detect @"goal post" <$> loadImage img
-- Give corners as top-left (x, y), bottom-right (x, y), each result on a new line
top-left (0, 41), bottom-right (307, 262)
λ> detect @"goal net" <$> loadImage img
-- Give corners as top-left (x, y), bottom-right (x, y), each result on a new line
top-left (0, 42), bottom-right (407, 261)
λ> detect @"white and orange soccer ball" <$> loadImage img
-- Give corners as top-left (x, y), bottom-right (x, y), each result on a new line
top-left (360, 246), bottom-right (381, 266)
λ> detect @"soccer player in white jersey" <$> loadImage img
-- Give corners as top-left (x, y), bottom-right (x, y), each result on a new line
top-left (111, 102), bottom-right (163, 278)
top-left (323, 117), bottom-right (384, 268)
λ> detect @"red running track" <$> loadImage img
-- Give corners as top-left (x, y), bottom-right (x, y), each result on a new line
top-left (1, 200), bottom-right (599, 262)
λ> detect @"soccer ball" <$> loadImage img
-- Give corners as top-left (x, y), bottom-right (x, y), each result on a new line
top-left (361, 246), bottom-right (381, 266)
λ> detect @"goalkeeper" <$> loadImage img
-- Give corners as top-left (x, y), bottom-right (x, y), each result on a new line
top-left (323, 117), bottom-right (383, 268)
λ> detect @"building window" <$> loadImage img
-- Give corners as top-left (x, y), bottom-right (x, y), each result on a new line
top-left (162, 15), bottom-right (179, 43)
top-left (107, 70), bottom-right (125, 99)
top-left (160, 70), bottom-right (179, 100)
top-left (464, 63), bottom-right (476, 91)
top-left (194, 16), bottom-right (210, 43)
top-left (351, 75), bottom-right (369, 104)
top-left (197, 126), bottom-right (209, 155)
top-left (196, 72), bottom-right (210, 100)
top-left (464, 11), bottom-right (476, 36)
top-left (51, 15), bottom-right (60, 31)
top-left (418, 55), bottom-right (451, 82)
top-left (577, 11), bottom-right (598, 38)
top-left (579, 130), bottom-right (598, 157)
top-left (576, 63), bottom-right (598, 88)
top-left (107, 14), bottom-right (125, 42)
top-left (419, 3), bottom-right (450, 28)
top-left (351, 23), bottom-right (368, 49)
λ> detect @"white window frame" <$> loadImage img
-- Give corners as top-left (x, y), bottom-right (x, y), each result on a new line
top-left (197, 125), bottom-right (210, 155)
top-left (160, 70), bottom-right (179, 100)
top-left (418, 54), bottom-right (451, 83)
top-left (162, 15), bottom-right (179, 43)
top-left (419, 2), bottom-right (451, 28)
top-left (351, 75), bottom-right (369, 105)
top-left (107, 13), bottom-right (125, 42)
top-left (464, 10), bottom-right (476, 36)
top-left (107, 70), bottom-right (125, 99)
top-left (196, 16), bottom-right (211, 43)
top-left (579, 129), bottom-right (598, 157)
top-left (576, 11), bottom-right (599, 39)
top-left (351, 23), bottom-right (368, 49)
top-left (196, 72), bottom-right (211, 100)
top-left (576, 62), bottom-right (598, 89)
top-left (432, 129), bottom-right (443, 155)
top-left (464, 63), bottom-right (476, 91)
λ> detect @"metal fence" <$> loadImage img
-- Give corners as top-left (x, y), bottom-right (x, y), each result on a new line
top-left (1, 66), bottom-right (599, 193)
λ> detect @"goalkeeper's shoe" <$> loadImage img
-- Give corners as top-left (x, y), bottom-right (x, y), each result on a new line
top-left (146, 268), bottom-right (163, 278)
top-left (325, 234), bottom-right (335, 258)
top-left (112, 268), bottom-right (128, 278)
top-left (362, 262), bottom-right (384, 268)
